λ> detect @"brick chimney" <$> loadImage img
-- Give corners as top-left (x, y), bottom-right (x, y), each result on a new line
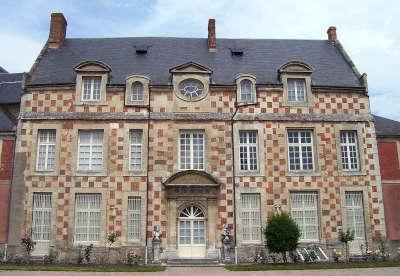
top-left (48, 13), bottom-right (67, 49)
top-left (208, 19), bottom-right (217, 52)
top-left (327, 26), bottom-right (337, 42)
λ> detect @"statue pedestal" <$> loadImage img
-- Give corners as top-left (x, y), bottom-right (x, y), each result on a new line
top-left (222, 241), bottom-right (232, 263)
top-left (152, 240), bottom-right (161, 264)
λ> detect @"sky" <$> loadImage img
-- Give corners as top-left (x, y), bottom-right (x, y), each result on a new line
top-left (0, 0), bottom-right (399, 120)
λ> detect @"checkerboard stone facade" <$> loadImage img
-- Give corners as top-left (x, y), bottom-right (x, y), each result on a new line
top-left (8, 84), bottom-right (385, 263)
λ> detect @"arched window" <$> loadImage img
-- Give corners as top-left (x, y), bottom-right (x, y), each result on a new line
top-left (179, 206), bottom-right (205, 218)
top-left (131, 81), bottom-right (144, 101)
top-left (240, 79), bottom-right (253, 102)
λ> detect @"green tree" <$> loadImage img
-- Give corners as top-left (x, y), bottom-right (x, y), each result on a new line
top-left (339, 229), bottom-right (354, 262)
top-left (264, 213), bottom-right (300, 263)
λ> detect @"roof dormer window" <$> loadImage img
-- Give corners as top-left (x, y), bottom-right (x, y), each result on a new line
top-left (74, 61), bottom-right (111, 105)
top-left (287, 78), bottom-right (306, 103)
top-left (235, 74), bottom-right (256, 104)
top-left (125, 75), bottom-right (150, 106)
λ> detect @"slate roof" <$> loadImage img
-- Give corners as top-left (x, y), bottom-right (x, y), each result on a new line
top-left (28, 37), bottom-right (363, 87)
top-left (374, 115), bottom-right (400, 137)
top-left (0, 66), bottom-right (8, 73)
top-left (0, 73), bottom-right (23, 104)
top-left (0, 107), bottom-right (16, 132)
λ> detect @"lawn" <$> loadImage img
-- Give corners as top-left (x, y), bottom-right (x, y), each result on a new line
top-left (0, 263), bottom-right (165, 272)
top-left (226, 262), bottom-right (400, 271)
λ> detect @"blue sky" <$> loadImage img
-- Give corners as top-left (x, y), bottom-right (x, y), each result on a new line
top-left (0, 0), bottom-right (399, 120)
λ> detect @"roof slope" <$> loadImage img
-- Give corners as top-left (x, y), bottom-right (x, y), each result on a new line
top-left (0, 66), bottom-right (8, 73)
top-left (0, 107), bottom-right (16, 132)
top-left (28, 37), bottom-right (362, 87)
top-left (374, 115), bottom-right (400, 137)
top-left (0, 73), bottom-right (23, 104)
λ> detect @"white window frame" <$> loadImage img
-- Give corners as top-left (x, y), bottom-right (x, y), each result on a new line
top-left (77, 130), bottom-right (104, 171)
top-left (179, 131), bottom-right (205, 170)
top-left (36, 130), bottom-right (56, 171)
top-left (129, 130), bottom-right (143, 171)
top-left (81, 76), bottom-right (102, 102)
top-left (127, 196), bottom-right (141, 242)
top-left (239, 130), bottom-right (258, 171)
top-left (344, 191), bottom-right (365, 239)
top-left (241, 194), bottom-right (261, 243)
top-left (32, 193), bottom-right (52, 243)
top-left (74, 194), bottom-right (101, 244)
top-left (340, 131), bottom-right (360, 171)
top-left (240, 79), bottom-right (253, 102)
top-left (287, 78), bottom-right (306, 102)
top-left (287, 130), bottom-right (315, 172)
top-left (131, 81), bottom-right (144, 101)
top-left (290, 192), bottom-right (319, 242)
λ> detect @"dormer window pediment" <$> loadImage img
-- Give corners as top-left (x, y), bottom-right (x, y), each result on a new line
top-left (74, 60), bottom-right (110, 105)
top-left (170, 61), bottom-right (212, 103)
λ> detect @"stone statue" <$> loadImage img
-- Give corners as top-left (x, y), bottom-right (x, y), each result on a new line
top-left (152, 226), bottom-right (161, 242)
top-left (221, 224), bottom-right (232, 263)
top-left (152, 226), bottom-right (161, 263)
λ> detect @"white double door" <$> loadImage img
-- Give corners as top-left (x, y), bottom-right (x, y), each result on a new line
top-left (178, 206), bottom-right (206, 258)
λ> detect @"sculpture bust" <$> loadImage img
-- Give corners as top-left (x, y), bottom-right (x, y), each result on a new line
top-left (221, 224), bottom-right (231, 243)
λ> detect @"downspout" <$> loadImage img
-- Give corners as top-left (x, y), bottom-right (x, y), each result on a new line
top-left (231, 88), bottom-right (259, 260)
top-left (145, 88), bottom-right (151, 264)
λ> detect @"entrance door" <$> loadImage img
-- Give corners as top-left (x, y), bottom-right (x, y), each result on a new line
top-left (345, 191), bottom-right (366, 255)
top-left (178, 205), bottom-right (206, 258)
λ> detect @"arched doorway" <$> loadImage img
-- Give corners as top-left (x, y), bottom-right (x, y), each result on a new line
top-left (178, 205), bottom-right (206, 258)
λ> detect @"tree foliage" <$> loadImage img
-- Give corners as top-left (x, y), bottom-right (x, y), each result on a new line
top-left (264, 213), bottom-right (300, 261)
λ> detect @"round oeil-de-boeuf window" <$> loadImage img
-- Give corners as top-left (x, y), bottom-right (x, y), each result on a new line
top-left (178, 79), bottom-right (204, 100)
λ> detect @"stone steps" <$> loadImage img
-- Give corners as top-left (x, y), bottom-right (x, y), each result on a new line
top-left (165, 258), bottom-right (222, 267)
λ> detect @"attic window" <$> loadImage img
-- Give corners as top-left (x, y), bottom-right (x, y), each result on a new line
top-left (135, 45), bottom-right (149, 54)
top-left (230, 48), bottom-right (244, 56)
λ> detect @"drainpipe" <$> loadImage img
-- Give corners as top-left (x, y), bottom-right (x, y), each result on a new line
top-left (145, 87), bottom-right (152, 265)
top-left (231, 87), bottom-right (259, 262)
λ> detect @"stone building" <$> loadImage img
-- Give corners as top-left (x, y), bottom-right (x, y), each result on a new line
top-left (374, 115), bottom-right (400, 254)
top-left (0, 67), bottom-right (21, 251)
top-left (8, 13), bottom-right (386, 262)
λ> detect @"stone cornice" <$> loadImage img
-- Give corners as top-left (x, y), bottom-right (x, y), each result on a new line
top-left (20, 112), bottom-right (373, 122)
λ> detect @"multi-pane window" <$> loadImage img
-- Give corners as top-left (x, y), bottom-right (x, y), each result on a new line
top-left (288, 130), bottom-right (314, 171)
top-left (241, 194), bottom-right (261, 242)
top-left (78, 130), bottom-right (103, 171)
top-left (74, 194), bottom-right (101, 243)
top-left (239, 130), bottom-right (258, 171)
top-left (180, 131), bottom-right (204, 170)
top-left (240, 79), bottom-right (253, 102)
top-left (32, 193), bottom-right (52, 243)
top-left (340, 131), bottom-right (359, 171)
top-left (36, 130), bottom-right (56, 171)
top-left (345, 192), bottom-right (365, 239)
top-left (290, 192), bottom-right (319, 241)
top-left (131, 82), bottom-right (144, 101)
top-left (82, 76), bottom-right (101, 101)
top-left (127, 197), bottom-right (141, 241)
top-left (129, 130), bottom-right (143, 171)
top-left (287, 79), bottom-right (306, 102)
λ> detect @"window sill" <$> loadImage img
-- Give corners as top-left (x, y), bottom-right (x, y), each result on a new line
top-left (286, 171), bottom-right (321, 177)
top-left (123, 170), bottom-right (147, 177)
top-left (240, 241), bottom-right (264, 246)
top-left (75, 102), bottom-right (108, 106)
top-left (339, 170), bottom-right (366, 177)
top-left (74, 170), bottom-right (107, 177)
top-left (32, 170), bottom-right (58, 176)
top-left (282, 101), bottom-right (310, 107)
top-left (236, 170), bottom-right (265, 177)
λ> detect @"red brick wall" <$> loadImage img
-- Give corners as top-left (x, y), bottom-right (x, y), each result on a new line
top-left (0, 139), bottom-right (14, 180)
top-left (0, 184), bottom-right (10, 243)
top-left (382, 184), bottom-right (400, 240)
top-left (0, 139), bottom-right (14, 243)
top-left (378, 141), bottom-right (400, 180)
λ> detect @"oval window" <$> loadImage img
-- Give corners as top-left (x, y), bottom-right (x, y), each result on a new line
top-left (178, 79), bottom-right (204, 100)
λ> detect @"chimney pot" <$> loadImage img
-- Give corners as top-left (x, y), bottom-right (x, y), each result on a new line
top-left (208, 19), bottom-right (217, 52)
top-left (48, 13), bottom-right (67, 49)
top-left (327, 26), bottom-right (337, 42)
